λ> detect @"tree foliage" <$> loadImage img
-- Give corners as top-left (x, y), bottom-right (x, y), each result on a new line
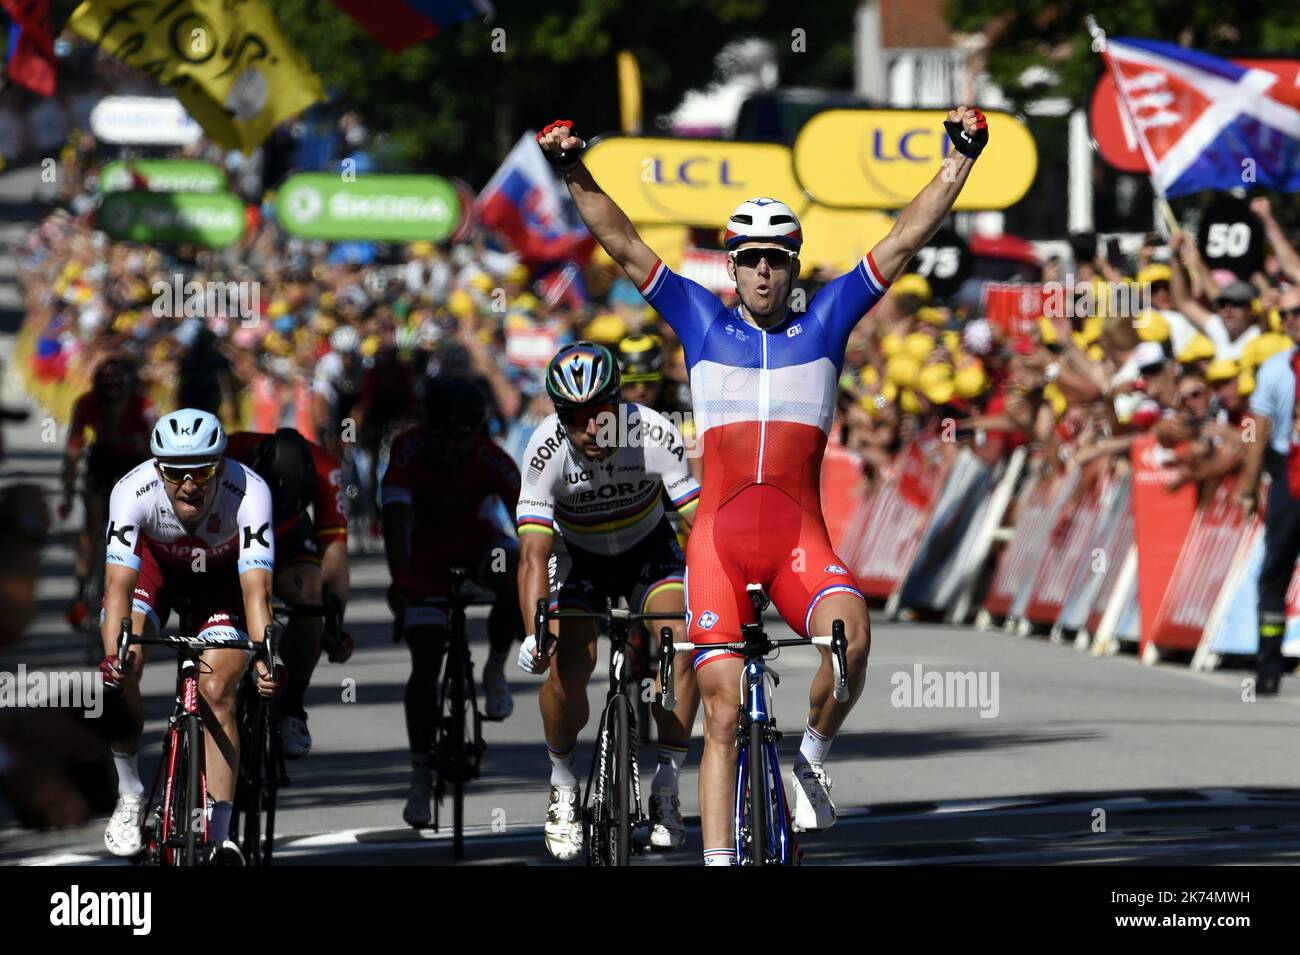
top-left (268, 0), bottom-right (858, 184)
top-left (945, 0), bottom-right (1300, 110)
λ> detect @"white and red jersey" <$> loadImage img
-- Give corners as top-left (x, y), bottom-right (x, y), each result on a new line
top-left (105, 459), bottom-right (276, 577)
top-left (638, 255), bottom-right (890, 512)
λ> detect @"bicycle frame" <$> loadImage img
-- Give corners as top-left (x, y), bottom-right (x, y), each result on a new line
top-left (658, 585), bottom-right (848, 866)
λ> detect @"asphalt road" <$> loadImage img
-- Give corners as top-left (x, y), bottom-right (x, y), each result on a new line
top-left (3, 394), bottom-right (1300, 867)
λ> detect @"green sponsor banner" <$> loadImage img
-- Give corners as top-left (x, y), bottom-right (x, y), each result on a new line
top-left (100, 160), bottom-right (225, 193)
top-left (97, 191), bottom-right (246, 248)
top-left (276, 173), bottom-right (460, 242)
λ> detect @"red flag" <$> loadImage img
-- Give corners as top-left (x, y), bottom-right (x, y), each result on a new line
top-left (2, 0), bottom-right (55, 96)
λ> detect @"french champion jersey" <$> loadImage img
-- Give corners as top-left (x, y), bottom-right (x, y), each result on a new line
top-left (638, 255), bottom-right (889, 511)
top-left (105, 458), bottom-right (276, 576)
top-left (516, 405), bottom-right (701, 556)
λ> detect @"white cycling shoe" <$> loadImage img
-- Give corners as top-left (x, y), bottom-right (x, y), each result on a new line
top-left (208, 840), bottom-right (245, 866)
top-left (104, 793), bottom-right (147, 857)
top-left (544, 786), bottom-right (583, 861)
top-left (281, 714), bottom-right (312, 759)
top-left (482, 665), bottom-right (513, 721)
top-left (403, 775), bottom-right (433, 829)
top-left (647, 792), bottom-right (686, 849)
top-left (790, 758), bottom-right (837, 833)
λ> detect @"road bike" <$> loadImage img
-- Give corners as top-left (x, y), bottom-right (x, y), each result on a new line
top-left (536, 598), bottom-right (683, 866)
top-left (658, 584), bottom-right (848, 865)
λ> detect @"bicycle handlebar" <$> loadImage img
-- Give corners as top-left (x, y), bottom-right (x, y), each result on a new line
top-left (657, 622), bottom-right (850, 711)
top-left (115, 617), bottom-right (276, 674)
top-left (533, 598), bottom-right (686, 657)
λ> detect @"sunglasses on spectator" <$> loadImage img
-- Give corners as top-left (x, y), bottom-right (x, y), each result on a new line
top-left (730, 247), bottom-right (795, 270)
top-left (158, 462), bottom-right (220, 486)
top-left (559, 402), bottom-right (615, 430)
top-left (1178, 387), bottom-right (1207, 402)
top-left (1216, 298), bottom-right (1251, 308)
top-left (1281, 307), bottom-right (1300, 318)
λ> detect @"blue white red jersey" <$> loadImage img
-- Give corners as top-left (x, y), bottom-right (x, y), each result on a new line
top-left (638, 254), bottom-right (889, 511)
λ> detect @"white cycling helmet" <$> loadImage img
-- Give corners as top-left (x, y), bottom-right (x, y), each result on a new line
top-left (330, 325), bottom-right (360, 353)
top-left (723, 197), bottom-right (803, 252)
top-left (151, 409), bottom-right (227, 461)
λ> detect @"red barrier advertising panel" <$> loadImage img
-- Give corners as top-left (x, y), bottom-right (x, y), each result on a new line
top-left (846, 436), bottom-right (951, 600)
top-left (1022, 476), bottom-right (1106, 625)
top-left (821, 438), bottom-right (864, 552)
top-left (1130, 434), bottom-right (1198, 657)
top-left (982, 466), bottom-right (1059, 618)
top-left (1148, 477), bottom-right (1246, 651)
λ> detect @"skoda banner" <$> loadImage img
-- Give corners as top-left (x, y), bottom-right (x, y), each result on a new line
top-left (793, 110), bottom-right (1037, 210)
top-left (96, 191), bottom-right (246, 248)
top-left (276, 174), bottom-right (461, 242)
top-left (100, 160), bottom-right (225, 194)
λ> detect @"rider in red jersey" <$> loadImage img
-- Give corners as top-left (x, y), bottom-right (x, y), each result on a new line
top-left (61, 357), bottom-right (157, 628)
top-left (540, 108), bottom-right (988, 864)
top-left (225, 429), bottom-right (351, 758)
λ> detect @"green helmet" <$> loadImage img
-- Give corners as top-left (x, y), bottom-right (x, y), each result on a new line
top-left (545, 341), bottom-right (621, 411)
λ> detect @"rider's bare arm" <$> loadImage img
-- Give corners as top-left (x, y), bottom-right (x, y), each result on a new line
top-left (539, 123), bottom-right (658, 289)
top-left (868, 106), bottom-right (981, 283)
top-left (320, 537), bottom-right (350, 612)
top-left (100, 562), bottom-right (139, 655)
top-left (517, 532), bottom-right (551, 640)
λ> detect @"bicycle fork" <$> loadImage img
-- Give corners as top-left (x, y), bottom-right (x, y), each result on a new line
top-left (734, 661), bottom-right (794, 865)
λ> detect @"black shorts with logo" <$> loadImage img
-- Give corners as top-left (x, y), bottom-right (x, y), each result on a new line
top-left (549, 517), bottom-right (685, 617)
top-left (276, 514), bottom-right (321, 567)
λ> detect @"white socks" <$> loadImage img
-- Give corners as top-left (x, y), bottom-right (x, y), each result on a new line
top-left (547, 746), bottom-right (577, 790)
top-left (113, 748), bottom-right (144, 797)
top-left (798, 723), bottom-right (832, 767)
top-left (703, 848), bottom-right (735, 866)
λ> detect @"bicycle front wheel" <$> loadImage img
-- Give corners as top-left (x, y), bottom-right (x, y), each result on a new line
top-left (445, 640), bottom-right (467, 861)
top-left (184, 716), bottom-right (203, 866)
top-left (613, 693), bottom-right (632, 866)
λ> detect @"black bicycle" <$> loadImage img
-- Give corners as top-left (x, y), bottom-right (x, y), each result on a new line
top-left (659, 584), bottom-right (848, 865)
top-left (535, 598), bottom-right (683, 866)
top-left (396, 567), bottom-right (490, 860)
top-left (115, 616), bottom-right (275, 867)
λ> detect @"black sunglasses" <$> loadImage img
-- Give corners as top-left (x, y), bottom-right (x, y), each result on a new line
top-left (731, 247), bottom-right (794, 270)
top-left (1281, 307), bottom-right (1300, 318)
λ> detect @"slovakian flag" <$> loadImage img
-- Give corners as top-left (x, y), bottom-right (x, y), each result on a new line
top-left (327, 0), bottom-right (492, 54)
top-left (1100, 37), bottom-right (1300, 198)
top-left (476, 131), bottom-right (596, 267)
top-left (538, 261), bottom-right (588, 310)
top-left (2, 0), bottom-right (56, 96)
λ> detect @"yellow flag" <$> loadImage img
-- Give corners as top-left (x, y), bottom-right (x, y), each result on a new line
top-left (69, 0), bottom-right (324, 153)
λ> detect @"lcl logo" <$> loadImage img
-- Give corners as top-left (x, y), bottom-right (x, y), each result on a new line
top-left (871, 129), bottom-right (956, 162)
top-left (644, 158), bottom-right (745, 187)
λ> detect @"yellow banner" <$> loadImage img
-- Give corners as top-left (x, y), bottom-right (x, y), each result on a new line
top-left (793, 110), bottom-right (1037, 211)
top-left (583, 135), bottom-right (808, 228)
top-left (798, 205), bottom-right (895, 274)
top-left (69, 0), bottom-right (324, 153)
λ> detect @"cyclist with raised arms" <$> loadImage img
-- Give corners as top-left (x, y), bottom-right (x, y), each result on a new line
top-left (539, 108), bottom-right (988, 864)
top-left (516, 342), bottom-right (701, 859)
top-left (225, 428), bottom-right (352, 757)
top-left (99, 409), bottom-right (278, 865)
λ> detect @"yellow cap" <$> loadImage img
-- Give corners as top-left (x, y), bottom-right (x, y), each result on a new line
top-left (858, 364), bottom-right (880, 389)
top-left (409, 241), bottom-right (434, 257)
top-left (469, 272), bottom-right (495, 294)
top-left (319, 291), bottom-right (335, 311)
top-left (891, 273), bottom-right (932, 303)
top-left (506, 263), bottom-right (531, 284)
top-left (1242, 331), bottom-right (1291, 369)
top-left (512, 292), bottom-right (541, 313)
top-left (262, 332), bottom-right (290, 356)
top-left (903, 331), bottom-right (935, 361)
top-left (1135, 309), bottom-right (1170, 343)
top-left (1238, 369), bottom-right (1256, 397)
top-left (1136, 264), bottom-right (1172, 285)
top-left (899, 388), bottom-right (922, 414)
top-left (915, 306), bottom-right (944, 325)
top-left (885, 355), bottom-right (920, 389)
top-left (954, 362), bottom-right (988, 398)
top-left (880, 332), bottom-right (904, 359)
top-left (1206, 358), bottom-right (1239, 383)
top-left (1080, 314), bottom-right (1103, 344)
top-left (360, 334), bottom-right (382, 358)
top-left (267, 300), bottom-right (289, 319)
top-left (584, 312), bottom-right (629, 345)
top-left (917, 363), bottom-right (955, 405)
top-left (1039, 316), bottom-right (1058, 345)
top-left (881, 381), bottom-right (899, 403)
top-left (1087, 344), bottom-right (1104, 362)
top-left (448, 288), bottom-right (476, 321)
top-left (1176, 333), bottom-right (1216, 364)
top-left (942, 330), bottom-right (962, 355)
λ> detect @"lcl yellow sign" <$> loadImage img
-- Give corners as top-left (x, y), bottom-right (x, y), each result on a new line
top-left (793, 110), bottom-right (1036, 210)
top-left (582, 136), bottom-right (807, 227)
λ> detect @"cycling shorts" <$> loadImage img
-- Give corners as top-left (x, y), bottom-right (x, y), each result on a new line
top-left (120, 540), bottom-right (250, 648)
top-left (685, 483), bottom-right (863, 670)
top-left (549, 517), bottom-right (685, 623)
top-left (275, 514), bottom-right (320, 568)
